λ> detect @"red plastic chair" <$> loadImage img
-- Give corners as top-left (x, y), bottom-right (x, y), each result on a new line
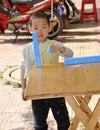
top-left (80, 0), bottom-right (98, 23)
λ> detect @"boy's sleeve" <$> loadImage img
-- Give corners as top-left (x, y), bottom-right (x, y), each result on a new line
top-left (20, 47), bottom-right (26, 70)
top-left (63, 47), bottom-right (73, 58)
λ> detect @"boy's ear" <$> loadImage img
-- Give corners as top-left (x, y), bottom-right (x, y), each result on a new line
top-left (49, 23), bottom-right (53, 33)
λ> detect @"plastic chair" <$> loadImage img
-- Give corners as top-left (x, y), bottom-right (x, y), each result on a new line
top-left (80, 0), bottom-right (98, 23)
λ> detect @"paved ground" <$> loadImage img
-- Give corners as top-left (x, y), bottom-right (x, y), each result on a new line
top-left (0, 0), bottom-right (100, 130)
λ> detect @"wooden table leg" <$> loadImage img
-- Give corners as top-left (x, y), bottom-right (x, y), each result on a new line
top-left (66, 96), bottom-right (88, 128)
top-left (75, 96), bottom-right (100, 130)
top-left (66, 96), bottom-right (100, 130)
top-left (85, 99), bottom-right (100, 130)
top-left (68, 95), bottom-right (92, 130)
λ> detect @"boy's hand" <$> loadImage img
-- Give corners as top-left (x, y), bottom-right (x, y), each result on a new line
top-left (50, 45), bottom-right (65, 53)
top-left (21, 88), bottom-right (27, 101)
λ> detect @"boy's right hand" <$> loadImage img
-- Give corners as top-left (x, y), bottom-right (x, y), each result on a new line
top-left (21, 88), bottom-right (27, 101)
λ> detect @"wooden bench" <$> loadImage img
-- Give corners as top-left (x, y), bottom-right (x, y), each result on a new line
top-left (25, 62), bottom-right (100, 130)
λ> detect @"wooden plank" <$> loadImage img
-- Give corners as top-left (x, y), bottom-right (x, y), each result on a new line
top-left (95, 123), bottom-right (100, 130)
top-left (66, 96), bottom-right (88, 127)
top-left (69, 96), bottom-right (92, 130)
top-left (75, 96), bottom-right (92, 118)
top-left (67, 96), bottom-right (100, 130)
top-left (69, 115), bottom-right (80, 130)
top-left (25, 63), bottom-right (86, 99)
top-left (25, 63), bottom-right (100, 99)
top-left (84, 95), bottom-right (92, 103)
top-left (82, 63), bottom-right (100, 92)
top-left (75, 96), bottom-right (100, 129)
top-left (85, 99), bottom-right (100, 130)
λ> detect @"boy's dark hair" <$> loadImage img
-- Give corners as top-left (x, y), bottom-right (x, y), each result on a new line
top-left (30, 11), bottom-right (50, 26)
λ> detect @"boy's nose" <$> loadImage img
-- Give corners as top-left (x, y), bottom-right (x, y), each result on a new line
top-left (38, 29), bottom-right (42, 33)
top-left (37, 29), bottom-right (42, 35)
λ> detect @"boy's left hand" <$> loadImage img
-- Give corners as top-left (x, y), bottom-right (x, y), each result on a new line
top-left (50, 45), bottom-right (65, 53)
top-left (51, 45), bottom-right (65, 53)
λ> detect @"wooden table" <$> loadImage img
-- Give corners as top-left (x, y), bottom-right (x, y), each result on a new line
top-left (25, 62), bottom-right (100, 130)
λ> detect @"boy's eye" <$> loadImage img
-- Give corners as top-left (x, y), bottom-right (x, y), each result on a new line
top-left (34, 27), bottom-right (38, 30)
top-left (42, 26), bottom-right (46, 28)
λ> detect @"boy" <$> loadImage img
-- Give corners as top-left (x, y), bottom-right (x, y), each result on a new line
top-left (20, 12), bottom-right (73, 130)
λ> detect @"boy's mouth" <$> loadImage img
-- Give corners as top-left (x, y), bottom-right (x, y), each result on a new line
top-left (39, 34), bottom-right (43, 38)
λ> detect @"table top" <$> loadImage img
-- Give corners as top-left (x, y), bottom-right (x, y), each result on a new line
top-left (25, 62), bottom-right (100, 99)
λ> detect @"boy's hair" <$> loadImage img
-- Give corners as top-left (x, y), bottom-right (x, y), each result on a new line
top-left (29, 11), bottom-right (50, 26)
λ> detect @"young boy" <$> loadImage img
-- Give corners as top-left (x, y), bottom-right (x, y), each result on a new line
top-left (20, 12), bottom-right (73, 130)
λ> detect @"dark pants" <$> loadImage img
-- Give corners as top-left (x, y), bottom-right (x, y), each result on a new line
top-left (31, 97), bottom-right (70, 130)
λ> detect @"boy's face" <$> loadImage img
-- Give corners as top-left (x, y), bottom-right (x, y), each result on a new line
top-left (29, 18), bottom-right (51, 43)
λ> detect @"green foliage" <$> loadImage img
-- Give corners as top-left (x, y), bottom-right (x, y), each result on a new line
top-left (4, 80), bottom-right (10, 85)
top-left (13, 82), bottom-right (21, 88)
top-left (0, 71), bottom-right (4, 79)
